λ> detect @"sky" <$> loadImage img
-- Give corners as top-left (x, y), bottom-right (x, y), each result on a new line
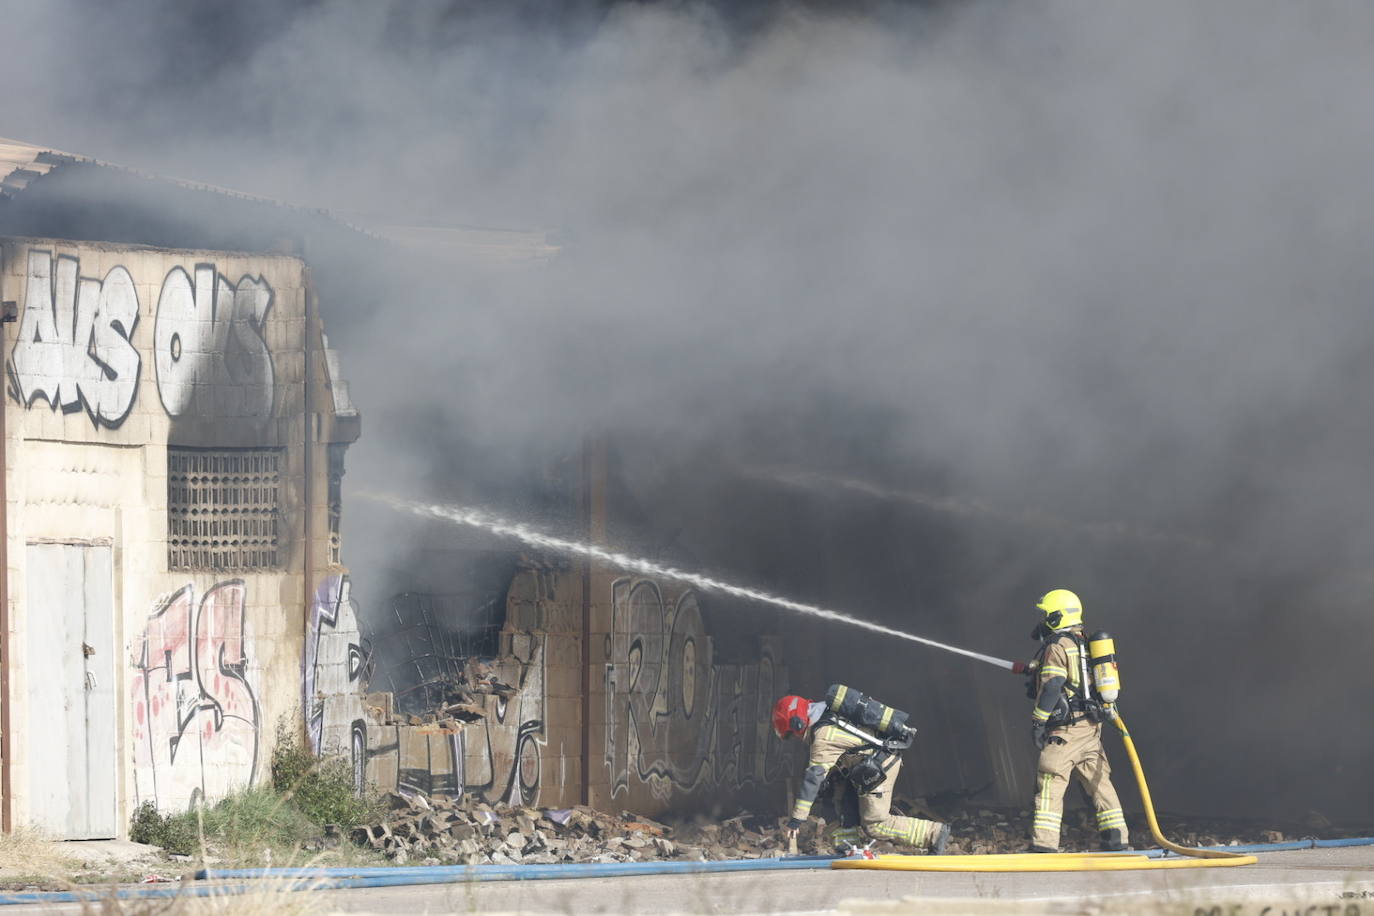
top-left (3, 0), bottom-right (1374, 820)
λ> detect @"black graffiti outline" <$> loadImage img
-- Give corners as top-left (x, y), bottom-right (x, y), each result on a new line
top-left (607, 577), bottom-right (787, 798)
top-left (305, 576), bottom-right (366, 754)
top-left (462, 635), bottom-right (546, 805)
top-left (358, 635), bottom-right (545, 806)
top-left (6, 250), bottom-right (142, 429)
top-left (153, 264), bottom-right (276, 419)
top-left (607, 579), bottom-right (716, 795)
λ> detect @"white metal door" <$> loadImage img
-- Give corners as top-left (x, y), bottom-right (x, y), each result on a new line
top-left (25, 544), bottom-right (117, 839)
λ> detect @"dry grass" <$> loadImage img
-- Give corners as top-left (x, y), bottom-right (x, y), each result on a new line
top-left (0, 824), bottom-right (336, 913)
top-left (0, 826), bottom-right (81, 883)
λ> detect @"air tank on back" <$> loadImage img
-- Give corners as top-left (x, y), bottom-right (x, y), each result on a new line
top-left (824, 684), bottom-right (910, 739)
top-left (1088, 631), bottom-right (1120, 703)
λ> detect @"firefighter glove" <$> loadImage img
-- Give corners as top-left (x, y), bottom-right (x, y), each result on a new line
top-left (786, 817), bottom-right (805, 830)
top-left (1031, 722), bottom-right (1049, 750)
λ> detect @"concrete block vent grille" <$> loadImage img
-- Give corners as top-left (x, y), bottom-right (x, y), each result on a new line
top-left (168, 447), bottom-right (282, 571)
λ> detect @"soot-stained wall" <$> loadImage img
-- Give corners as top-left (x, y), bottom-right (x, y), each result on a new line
top-left (318, 563), bottom-right (794, 817)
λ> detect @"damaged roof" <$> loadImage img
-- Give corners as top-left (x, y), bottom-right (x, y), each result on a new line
top-left (0, 135), bottom-right (559, 262)
top-left (0, 137), bottom-right (68, 198)
top-left (0, 133), bottom-right (379, 235)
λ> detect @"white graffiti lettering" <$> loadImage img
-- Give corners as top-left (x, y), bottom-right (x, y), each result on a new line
top-left (154, 265), bottom-right (275, 418)
top-left (7, 250), bottom-right (141, 427)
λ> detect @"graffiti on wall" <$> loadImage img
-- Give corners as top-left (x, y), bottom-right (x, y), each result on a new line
top-left (304, 574), bottom-right (368, 787)
top-left (605, 577), bottom-right (785, 802)
top-left (303, 578), bottom-right (548, 805)
top-left (458, 630), bottom-right (546, 805)
top-left (5, 248), bottom-right (277, 428)
top-left (7, 250), bottom-right (141, 427)
top-left (130, 580), bottom-right (261, 811)
top-left (154, 265), bottom-right (275, 419)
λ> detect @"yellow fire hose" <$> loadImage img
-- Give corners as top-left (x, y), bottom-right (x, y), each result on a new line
top-left (833, 707), bottom-right (1257, 873)
top-left (1108, 709), bottom-right (1252, 863)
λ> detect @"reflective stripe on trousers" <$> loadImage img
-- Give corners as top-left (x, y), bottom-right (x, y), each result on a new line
top-left (1029, 720), bottom-right (1125, 851)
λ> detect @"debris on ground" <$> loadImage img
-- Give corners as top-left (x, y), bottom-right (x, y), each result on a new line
top-left (893, 796), bottom-right (1356, 856)
top-left (355, 789), bottom-right (1367, 866)
top-left (354, 792), bottom-right (818, 865)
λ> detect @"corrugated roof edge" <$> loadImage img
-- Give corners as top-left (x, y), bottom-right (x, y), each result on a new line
top-left (0, 135), bottom-right (383, 241)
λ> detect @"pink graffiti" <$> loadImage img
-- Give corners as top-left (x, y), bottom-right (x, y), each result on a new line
top-left (131, 580), bottom-right (260, 811)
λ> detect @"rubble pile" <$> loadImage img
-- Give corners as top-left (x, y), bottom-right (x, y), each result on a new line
top-left (354, 791), bottom-right (1362, 866)
top-left (364, 653), bottom-right (520, 727)
top-left (353, 792), bottom-right (780, 866)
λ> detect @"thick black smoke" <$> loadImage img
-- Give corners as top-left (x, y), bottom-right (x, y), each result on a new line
top-left (5, 0), bottom-right (1374, 821)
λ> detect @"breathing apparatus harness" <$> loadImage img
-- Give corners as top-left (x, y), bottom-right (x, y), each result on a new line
top-left (819, 684), bottom-right (915, 795)
top-left (1025, 625), bottom-right (1104, 727)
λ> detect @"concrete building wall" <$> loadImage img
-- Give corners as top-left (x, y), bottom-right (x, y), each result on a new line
top-left (586, 566), bottom-right (790, 816)
top-left (1, 236), bottom-right (351, 834)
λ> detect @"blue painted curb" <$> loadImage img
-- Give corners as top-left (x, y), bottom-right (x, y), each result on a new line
top-left (197, 854), bottom-right (841, 882)
top-left (1144, 836), bottom-right (1374, 856)
top-left (0, 856), bottom-right (842, 906)
top-left (5, 840), bottom-right (1373, 906)
top-left (1315, 837), bottom-right (1374, 848)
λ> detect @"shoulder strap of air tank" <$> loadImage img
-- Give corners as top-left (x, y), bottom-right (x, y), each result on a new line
top-left (1056, 630), bottom-right (1087, 695)
top-left (1069, 629), bottom-right (1099, 703)
top-left (827, 715), bottom-right (885, 748)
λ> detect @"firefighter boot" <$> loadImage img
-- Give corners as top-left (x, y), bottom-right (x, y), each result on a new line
top-left (1100, 827), bottom-right (1131, 852)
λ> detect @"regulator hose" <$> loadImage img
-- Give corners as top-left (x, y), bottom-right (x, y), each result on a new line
top-left (1108, 708), bottom-right (1252, 862)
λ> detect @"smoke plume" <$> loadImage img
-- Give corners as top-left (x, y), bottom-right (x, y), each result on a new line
top-left (4, 0), bottom-right (1373, 821)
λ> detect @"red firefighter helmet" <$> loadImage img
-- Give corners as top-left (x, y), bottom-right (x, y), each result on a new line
top-left (772, 695), bottom-right (811, 739)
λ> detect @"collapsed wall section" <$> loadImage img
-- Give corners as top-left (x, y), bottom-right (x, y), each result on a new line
top-left (308, 557), bottom-right (791, 819)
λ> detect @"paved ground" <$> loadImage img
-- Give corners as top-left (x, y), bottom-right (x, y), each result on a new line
top-left (7, 846), bottom-right (1374, 914)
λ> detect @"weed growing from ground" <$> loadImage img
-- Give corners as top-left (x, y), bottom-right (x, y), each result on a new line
top-left (129, 803), bottom-right (198, 858)
top-left (129, 724), bottom-right (382, 867)
top-left (269, 725), bottom-right (378, 829)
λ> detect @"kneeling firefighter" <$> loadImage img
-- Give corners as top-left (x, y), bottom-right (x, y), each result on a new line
top-left (773, 685), bottom-right (951, 854)
top-left (1022, 589), bottom-right (1129, 852)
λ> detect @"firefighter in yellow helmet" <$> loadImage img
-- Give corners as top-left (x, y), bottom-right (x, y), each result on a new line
top-left (1024, 589), bottom-right (1129, 852)
top-left (773, 687), bottom-right (951, 855)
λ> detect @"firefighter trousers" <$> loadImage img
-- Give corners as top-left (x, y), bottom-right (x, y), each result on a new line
top-left (844, 755), bottom-right (941, 849)
top-left (1031, 721), bottom-right (1127, 850)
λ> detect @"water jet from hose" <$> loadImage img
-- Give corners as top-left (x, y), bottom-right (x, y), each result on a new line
top-left (361, 492), bottom-right (1017, 671)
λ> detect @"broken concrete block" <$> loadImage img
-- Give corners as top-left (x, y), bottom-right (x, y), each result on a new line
top-left (365, 692), bottom-right (395, 723)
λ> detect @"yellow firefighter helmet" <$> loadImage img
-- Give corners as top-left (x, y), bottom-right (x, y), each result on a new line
top-left (1035, 588), bottom-right (1083, 629)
